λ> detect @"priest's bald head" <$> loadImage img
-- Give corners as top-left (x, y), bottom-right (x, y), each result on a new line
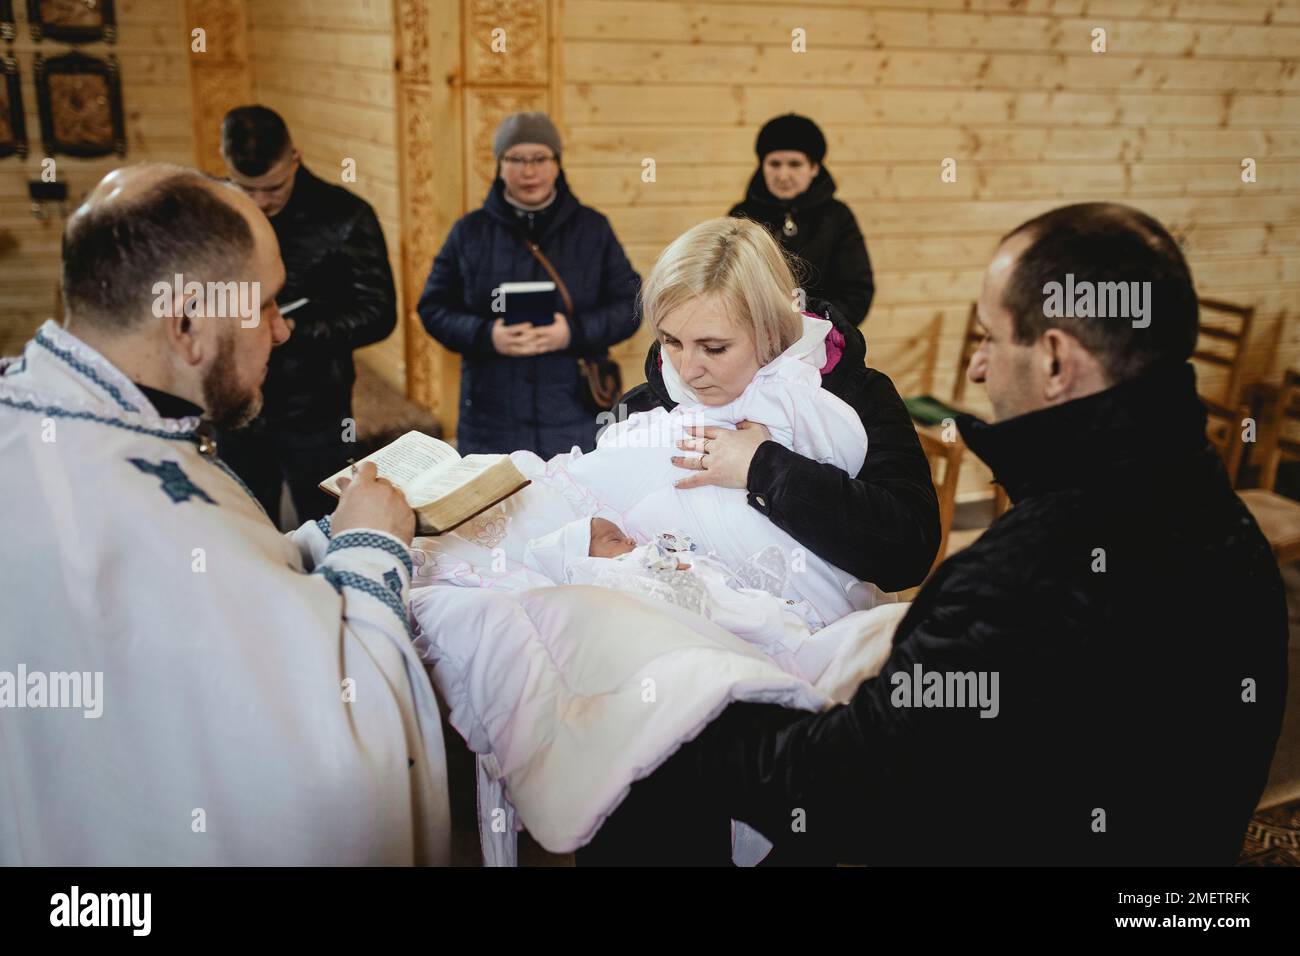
top-left (60, 163), bottom-right (291, 428)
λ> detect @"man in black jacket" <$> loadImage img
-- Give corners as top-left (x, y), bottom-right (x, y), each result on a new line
top-left (581, 202), bottom-right (1289, 866)
top-left (217, 105), bottom-right (397, 524)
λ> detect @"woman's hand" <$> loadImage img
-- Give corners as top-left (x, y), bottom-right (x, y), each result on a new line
top-left (530, 312), bottom-right (572, 353)
top-left (491, 314), bottom-right (572, 356)
top-left (491, 318), bottom-right (535, 356)
top-left (673, 421), bottom-right (772, 490)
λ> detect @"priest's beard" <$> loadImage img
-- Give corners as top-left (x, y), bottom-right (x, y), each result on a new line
top-left (202, 330), bottom-right (263, 429)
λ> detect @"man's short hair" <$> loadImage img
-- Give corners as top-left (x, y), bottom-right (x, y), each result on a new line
top-left (1000, 202), bottom-right (1199, 384)
top-left (220, 105), bottom-right (292, 177)
top-left (61, 168), bottom-right (255, 331)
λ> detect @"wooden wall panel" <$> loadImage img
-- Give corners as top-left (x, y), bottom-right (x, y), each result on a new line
top-left (394, 0), bottom-right (466, 426)
top-left (187, 0), bottom-right (252, 176)
top-left (246, 0), bottom-right (406, 391)
top-left (555, 0), bottom-right (1300, 423)
top-left (0, 1), bottom-right (197, 356)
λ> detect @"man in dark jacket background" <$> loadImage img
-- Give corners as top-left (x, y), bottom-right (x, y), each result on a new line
top-left (217, 105), bottom-right (397, 525)
top-left (729, 114), bottom-right (875, 327)
top-left (579, 202), bottom-right (1289, 866)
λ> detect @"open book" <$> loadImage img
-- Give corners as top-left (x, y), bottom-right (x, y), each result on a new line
top-left (319, 430), bottom-right (530, 536)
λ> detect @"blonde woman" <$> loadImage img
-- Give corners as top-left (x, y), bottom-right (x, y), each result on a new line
top-left (614, 217), bottom-right (939, 595)
top-left (564, 218), bottom-right (884, 628)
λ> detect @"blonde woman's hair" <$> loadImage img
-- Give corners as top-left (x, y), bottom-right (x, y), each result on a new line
top-left (641, 217), bottom-right (804, 365)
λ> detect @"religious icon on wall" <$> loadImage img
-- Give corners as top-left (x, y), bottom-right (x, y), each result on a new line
top-left (27, 0), bottom-right (116, 44)
top-left (34, 51), bottom-right (125, 158)
top-left (0, 55), bottom-right (27, 159)
top-left (1, 1), bottom-right (16, 43)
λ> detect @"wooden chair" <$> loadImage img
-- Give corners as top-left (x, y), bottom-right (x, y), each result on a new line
top-left (949, 301), bottom-right (983, 408)
top-left (1194, 297), bottom-right (1254, 409)
top-left (1203, 397), bottom-right (1249, 487)
top-left (907, 303), bottom-right (1010, 518)
top-left (914, 429), bottom-right (964, 577)
top-left (1238, 368), bottom-right (1300, 564)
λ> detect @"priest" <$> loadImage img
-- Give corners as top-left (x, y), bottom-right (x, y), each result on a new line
top-left (0, 164), bottom-right (450, 865)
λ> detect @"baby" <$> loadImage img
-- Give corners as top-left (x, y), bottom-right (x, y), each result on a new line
top-left (546, 312), bottom-right (882, 625)
top-left (523, 515), bottom-right (822, 677)
top-left (412, 312), bottom-right (884, 627)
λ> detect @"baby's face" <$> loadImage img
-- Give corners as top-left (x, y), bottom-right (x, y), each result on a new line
top-left (589, 518), bottom-right (637, 558)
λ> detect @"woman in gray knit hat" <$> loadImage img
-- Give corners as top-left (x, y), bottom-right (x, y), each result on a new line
top-left (417, 111), bottom-right (641, 457)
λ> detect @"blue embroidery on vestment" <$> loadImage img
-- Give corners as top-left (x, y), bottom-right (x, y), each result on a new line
top-left (35, 331), bottom-right (140, 412)
top-left (0, 397), bottom-right (196, 442)
top-left (313, 565), bottom-right (411, 639)
top-left (327, 531), bottom-right (414, 577)
top-left (128, 458), bottom-right (216, 505)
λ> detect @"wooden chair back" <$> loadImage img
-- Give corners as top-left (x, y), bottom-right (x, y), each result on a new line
top-left (914, 429), bottom-right (964, 576)
top-left (1194, 297), bottom-right (1254, 408)
top-left (950, 302), bottom-right (983, 406)
top-left (1202, 397), bottom-right (1249, 487)
top-left (1258, 368), bottom-right (1300, 491)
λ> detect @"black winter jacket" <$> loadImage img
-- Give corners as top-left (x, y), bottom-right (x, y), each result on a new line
top-left (418, 171), bottom-right (640, 457)
top-left (256, 165), bottom-right (397, 430)
top-left (729, 167), bottom-right (875, 326)
top-left (602, 361), bottom-right (1289, 866)
top-left (618, 301), bottom-right (940, 593)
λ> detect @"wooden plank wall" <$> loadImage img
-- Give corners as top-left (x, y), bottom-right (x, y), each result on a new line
top-left (558, 0), bottom-right (1300, 424)
top-left (245, 0), bottom-right (406, 390)
top-left (0, 0), bottom-right (196, 355)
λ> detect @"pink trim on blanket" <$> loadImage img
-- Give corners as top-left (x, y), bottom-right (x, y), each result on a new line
top-left (808, 312), bottom-right (845, 376)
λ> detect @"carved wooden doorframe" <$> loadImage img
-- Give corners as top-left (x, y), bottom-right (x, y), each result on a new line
top-left (396, 0), bottom-right (558, 440)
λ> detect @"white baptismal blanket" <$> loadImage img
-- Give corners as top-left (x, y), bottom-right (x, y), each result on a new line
top-left (568, 314), bottom-right (881, 624)
top-left (412, 314), bottom-right (883, 625)
top-left (407, 313), bottom-right (898, 859)
top-left (411, 581), bottom-right (908, 856)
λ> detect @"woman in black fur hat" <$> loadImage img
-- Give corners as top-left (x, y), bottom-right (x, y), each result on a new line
top-left (729, 113), bottom-right (875, 327)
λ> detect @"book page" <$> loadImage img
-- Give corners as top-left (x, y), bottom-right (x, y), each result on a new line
top-left (409, 455), bottom-right (499, 503)
top-left (321, 431), bottom-right (457, 495)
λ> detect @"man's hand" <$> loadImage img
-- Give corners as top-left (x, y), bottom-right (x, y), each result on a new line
top-left (673, 421), bottom-right (772, 490)
top-left (529, 312), bottom-right (572, 354)
top-left (331, 461), bottom-right (416, 544)
top-left (491, 318), bottom-right (536, 356)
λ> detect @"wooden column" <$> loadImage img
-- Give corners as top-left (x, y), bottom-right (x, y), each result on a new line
top-left (395, 0), bottom-right (557, 440)
top-left (185, 0), bottom-right (251, 176)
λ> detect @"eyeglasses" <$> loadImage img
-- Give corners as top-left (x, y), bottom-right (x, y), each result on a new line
top-left (501, 155), bottom-right (556, 169)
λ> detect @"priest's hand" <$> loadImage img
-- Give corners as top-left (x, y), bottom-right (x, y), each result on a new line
top-left (332, 461), bottom-right (416, 544)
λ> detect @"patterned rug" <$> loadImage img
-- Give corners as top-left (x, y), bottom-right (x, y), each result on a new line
top-left (1238, 798), bottom-right (1300, 866)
